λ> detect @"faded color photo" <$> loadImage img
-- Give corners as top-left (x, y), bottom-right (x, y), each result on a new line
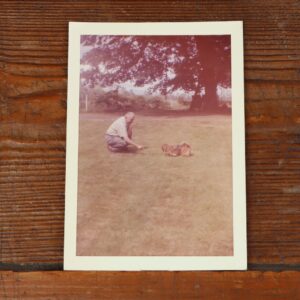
top-left (77, 35), bottom-right (233, 256)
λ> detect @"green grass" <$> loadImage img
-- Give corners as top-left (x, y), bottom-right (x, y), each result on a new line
top-left (77, 113), bottom-right (233, 256)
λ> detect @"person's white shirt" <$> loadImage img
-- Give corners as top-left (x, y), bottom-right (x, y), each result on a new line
top-left (106, 116), bottom-right (128, 139)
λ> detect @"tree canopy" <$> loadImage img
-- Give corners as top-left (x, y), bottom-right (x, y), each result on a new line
top-left (80, 35), bottom-right (231, 112)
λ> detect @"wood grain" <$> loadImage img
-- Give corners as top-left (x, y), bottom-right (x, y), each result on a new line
top-left (1, 0), bottom-right (300, 269)
top-left (1, 271), bottom-right (300, 299)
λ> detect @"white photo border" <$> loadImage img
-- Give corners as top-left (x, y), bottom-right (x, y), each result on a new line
top-left (64, 21), bottom-right (247, 271)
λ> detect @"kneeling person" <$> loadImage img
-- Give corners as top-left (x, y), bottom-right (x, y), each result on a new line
top-left (105, 112), bottom-right (144, 152)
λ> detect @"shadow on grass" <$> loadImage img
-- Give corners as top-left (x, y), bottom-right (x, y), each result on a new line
top-left (107, 146), bottom-right (148, 155)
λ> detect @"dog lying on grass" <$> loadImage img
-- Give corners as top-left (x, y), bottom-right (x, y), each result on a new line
top-left (161, 142), bottom-right (192, 157)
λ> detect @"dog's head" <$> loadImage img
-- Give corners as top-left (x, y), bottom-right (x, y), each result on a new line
top-left (179, 142), bottom-right (192, 156)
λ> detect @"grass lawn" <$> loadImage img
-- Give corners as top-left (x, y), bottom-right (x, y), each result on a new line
top-left (77, 113), bottom-right (233, 256)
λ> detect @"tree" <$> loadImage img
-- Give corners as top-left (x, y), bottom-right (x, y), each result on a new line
top-left (80, 35), bottom-right (231, 112)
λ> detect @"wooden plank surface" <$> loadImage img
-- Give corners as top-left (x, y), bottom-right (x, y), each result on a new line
top-left (1, 271), bottom-right (300, 299)
top-left (1, 0), bottom-right (300, 299)
top-left (0, 0), bottom-right (300, 271)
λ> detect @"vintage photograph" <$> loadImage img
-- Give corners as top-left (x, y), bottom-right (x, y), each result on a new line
top-left (64, 22), bottom-right (246, 270)
top-left (77, 34), bottom-right (232, 256)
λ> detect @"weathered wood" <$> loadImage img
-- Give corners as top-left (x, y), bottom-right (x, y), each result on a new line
top-left (1, 271), bottom-right (300, 299)
top-left (0, 0), bottom-right (300, 268)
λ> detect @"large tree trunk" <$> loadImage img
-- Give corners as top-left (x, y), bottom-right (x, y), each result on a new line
top-left (189, 94), bottom-right (203, 111)
top-left (190, 83), bottom-right (203, 111)
top-left (202, 80), bottom-right (218, 112)
top-left (190, 81), bottom-right (218, 112)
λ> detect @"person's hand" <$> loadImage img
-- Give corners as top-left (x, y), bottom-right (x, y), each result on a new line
top-left (137, 145), bottom-right (144, 150)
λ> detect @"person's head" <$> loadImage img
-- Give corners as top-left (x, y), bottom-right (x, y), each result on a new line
top-left (125, 112), bottom-right (135, 124)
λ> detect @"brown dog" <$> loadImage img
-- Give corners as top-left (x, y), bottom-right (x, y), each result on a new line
top-left (161, 142), bottom-right (192, 157)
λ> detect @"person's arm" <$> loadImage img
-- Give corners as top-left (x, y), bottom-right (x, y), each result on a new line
top-left (123, 136), bottom-right (144, 149)
top-left (127, 123), bottom-right (133, 139)
top-left (119, 118), bottom-right (143, 149)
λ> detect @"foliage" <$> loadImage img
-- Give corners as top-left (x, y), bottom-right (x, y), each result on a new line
top-left (80, 35), bottom-right (231, 112)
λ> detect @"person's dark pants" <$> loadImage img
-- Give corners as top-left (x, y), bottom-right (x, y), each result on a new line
top-left (105, 134), bottom-right (128, 152)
